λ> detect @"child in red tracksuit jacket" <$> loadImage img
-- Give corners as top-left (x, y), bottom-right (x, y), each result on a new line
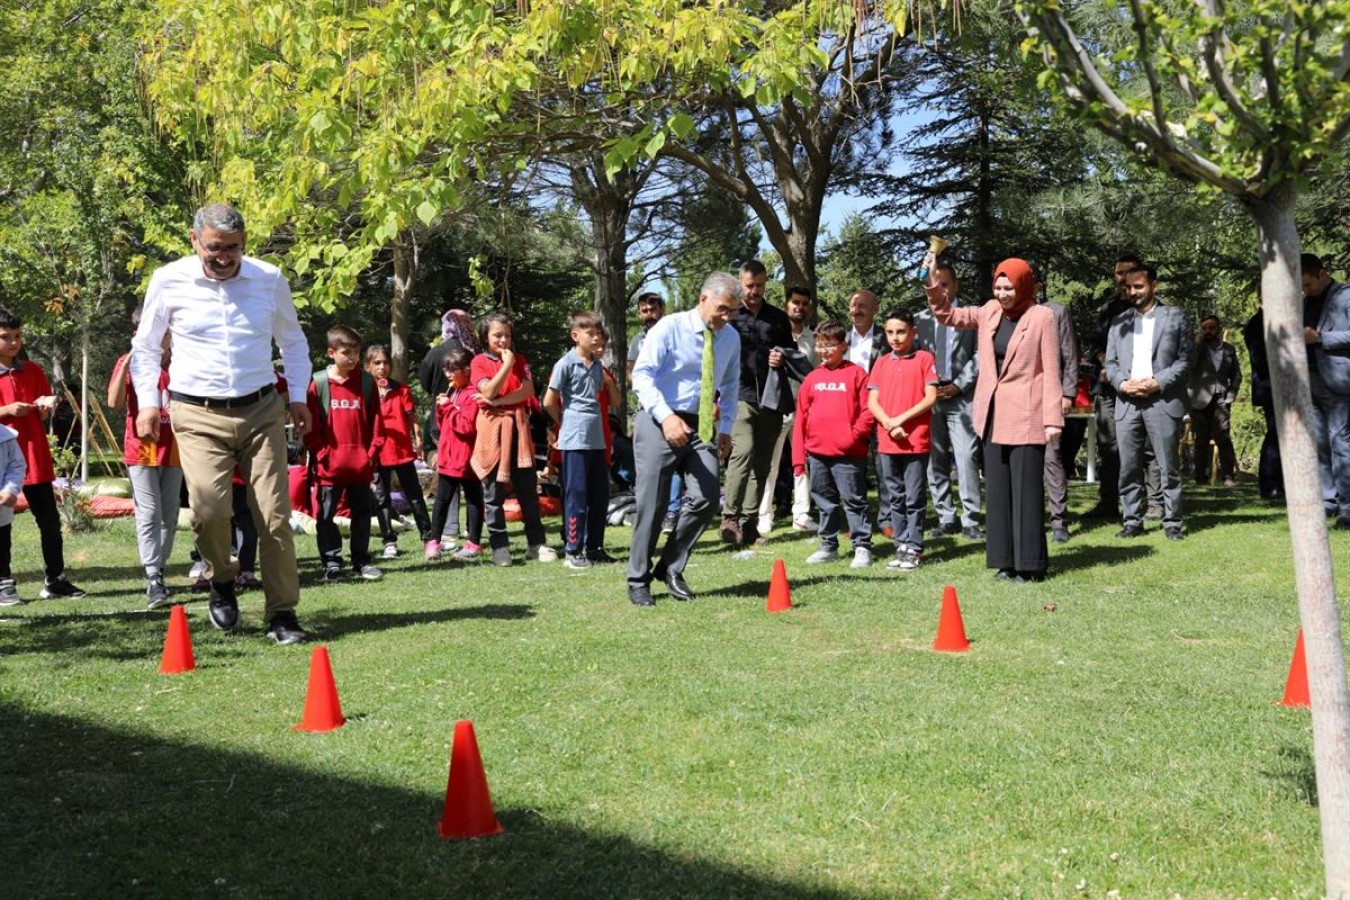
top-left (304, 325), bottom-right (385, 582)
top-left (426, 348), bottom-right (484, 561)
top-left (792, 320), bottom-right (877, 568)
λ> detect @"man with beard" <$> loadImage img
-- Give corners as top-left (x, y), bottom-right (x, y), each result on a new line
top-left (719, 260), bottom-right (794, 546)
top-left (1105, 264), bottom-right (1193, 540)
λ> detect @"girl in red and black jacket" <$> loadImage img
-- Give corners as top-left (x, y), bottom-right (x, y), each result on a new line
top-left (427, 348), bottom-right (484, 561)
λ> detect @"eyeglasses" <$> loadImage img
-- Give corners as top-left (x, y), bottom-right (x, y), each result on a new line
top-left (199, 242), bottom-right (244, 255)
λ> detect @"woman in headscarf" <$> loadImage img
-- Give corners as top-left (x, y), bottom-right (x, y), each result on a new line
top-left (925, 257), bottom-right (1063, 582)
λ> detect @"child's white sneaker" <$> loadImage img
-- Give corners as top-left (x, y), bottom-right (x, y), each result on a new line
top-left (851, 547), bottom-right (873, 568)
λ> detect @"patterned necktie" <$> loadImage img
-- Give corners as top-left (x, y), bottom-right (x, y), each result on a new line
top-left (698, 327), bottom-right (716, 444)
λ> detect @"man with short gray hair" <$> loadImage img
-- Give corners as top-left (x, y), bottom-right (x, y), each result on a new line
top-left (131, 204), bottom-right (313, 644)
top-left (626, 273), bottom-right (741, 606)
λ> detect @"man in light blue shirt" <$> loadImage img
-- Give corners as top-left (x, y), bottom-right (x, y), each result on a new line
top-left (627, 273), bottom-right (742, 606)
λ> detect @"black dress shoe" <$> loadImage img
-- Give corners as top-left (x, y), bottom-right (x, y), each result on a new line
top-left (265, 611), bottom-right (309, 645)
top-left (994, 568), bottom-right (1016, 580)
top-left (929, 521), bottom-right (960, 539)
top-left (627, 583), bottom-right (655, 607)
top-left (1014, 571), bottom-right (1047, 583)
top-left (961, 526), bottom-right (986, 541)
top-left (653, 564), bottom-right (695, 601)
top-left (1115, 525), bottom-right (1145, 539)
top-left (208, 580), bottom-right (240, 631)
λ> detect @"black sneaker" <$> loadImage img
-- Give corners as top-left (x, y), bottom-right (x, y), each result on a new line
top-left (146, 576), bottom-right (173, 611)
top-left (39, 575), bottom-right (86, 599)
top-left (660, 512), bottom-right (678, 534)
top-left (265, 611), bottom-right (308, 645)
top-left (587, 548), bottom-right (621, 564)
top-left (207, 580), bottom-right (240, 630)
top-left (322, 566), bottom-right (347, 583)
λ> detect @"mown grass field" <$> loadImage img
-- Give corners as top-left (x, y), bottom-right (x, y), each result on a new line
top-left (0, 479), bottom-right (1339, 898)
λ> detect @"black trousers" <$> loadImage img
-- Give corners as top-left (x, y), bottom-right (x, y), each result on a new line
top-left (373, 461), bottom-right (432, 543)
top-left (984, 441), bottom-right (1048, 576)
top-left (0, 482), bottom-right (65, 581)
top-left (430, 475), bottom-right (484, 546)
top-left (316, 483), bottom-right (375, 571)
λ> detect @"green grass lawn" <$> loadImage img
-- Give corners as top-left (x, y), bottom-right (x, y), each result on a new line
top-left (0, 480), bottom-right (1339, 898)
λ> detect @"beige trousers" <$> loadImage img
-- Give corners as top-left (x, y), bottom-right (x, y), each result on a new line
top-left (171, 390), bottom-right (299, 619)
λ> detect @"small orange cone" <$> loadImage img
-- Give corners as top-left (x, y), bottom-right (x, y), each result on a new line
top-left (438, 720), bottom-right (505, 839)
top-left (766, 558), bottom-right (792, 613)
top-left (1280, 630), bottom-right (1310, 708)
top-left (293, 645), bottom-right (346, 732)
top-left (933, 585), bottom-right (970, 652)
top-left (158, 604), bottom-right (196, 675)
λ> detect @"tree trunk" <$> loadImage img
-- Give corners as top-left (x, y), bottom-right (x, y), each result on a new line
top-left (1246, 181), bottom-right (1350, 897)
top-left (591, 190), bottom-right (631, 416)
top-left (390, 231), bottom-right (416, 382)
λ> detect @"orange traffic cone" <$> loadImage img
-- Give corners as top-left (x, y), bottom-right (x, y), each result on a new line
top-left (158, 604), bottom-right (196, 675)
top-left (293, 645), bottom-right (346, 732)
top-left (1280, 630), bottom-right (1310, 708)
top-left (766, 558), bottom-right (792, 613)
top-left (933, 585), bottom-right (970, 652)
top-left (438, 720), bottom-right (505, 839)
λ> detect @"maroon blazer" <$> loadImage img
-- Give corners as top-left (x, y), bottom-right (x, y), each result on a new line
top-left (928, 290), bottom-right (1064, 446)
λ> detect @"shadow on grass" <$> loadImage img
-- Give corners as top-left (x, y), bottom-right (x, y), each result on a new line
top-left (1263, 742), bottom-right (1319, 807)
top-left (309, 604), bottom-right (537, 639)
top-left (0, 603), bottom-right (537, 662)
top-left (0, 703), bottom-right (900, 899)
top-left (1047, 543), bottom-right (1154, 574)
top-left (0, 609), bottom-right (170, 663)
top-left (712, 574), bottom-right (842, 601)
top-left (1185, 511), bottom-right (1291, 532)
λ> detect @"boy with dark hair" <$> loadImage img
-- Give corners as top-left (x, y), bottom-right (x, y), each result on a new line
top-left (792, 320), bottom-right (876, 567)
top-left (867, 308), bottom-right (939, 570)
top-left (0, 308), bottom-right (84, 601)
top-left (304, 325), bottom-right (385, 581)
top-left (543, 310), bottom-right (614, 569)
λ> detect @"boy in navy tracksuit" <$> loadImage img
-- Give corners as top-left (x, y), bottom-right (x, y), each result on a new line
top-left (792, 320), bottom-right (877, 568)
top-left (305, 325), bottom-right (385, 582)
top-left (543, 310), bottom-right (617, 569)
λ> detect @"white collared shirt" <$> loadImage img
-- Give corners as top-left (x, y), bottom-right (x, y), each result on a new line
top-left (130, 255), bottom-right (312, 405)
top-left (847, 325), bottom-right (876, 369)
top-left (1130, 306), bottom-right (1158, 380)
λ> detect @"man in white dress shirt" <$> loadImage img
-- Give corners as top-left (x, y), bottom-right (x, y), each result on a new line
top-left (131, 205), bottom-right (313, 644)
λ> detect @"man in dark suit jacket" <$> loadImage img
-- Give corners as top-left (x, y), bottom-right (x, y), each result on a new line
top-left (1302, 252), bottom-right (1350, 526)
top-left (1105, 264), bottom-right (1193, 540)
top-left (1187, 315), bottom-right (1241, 485)
top-left (915, 265), bottom-right (983, 540)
